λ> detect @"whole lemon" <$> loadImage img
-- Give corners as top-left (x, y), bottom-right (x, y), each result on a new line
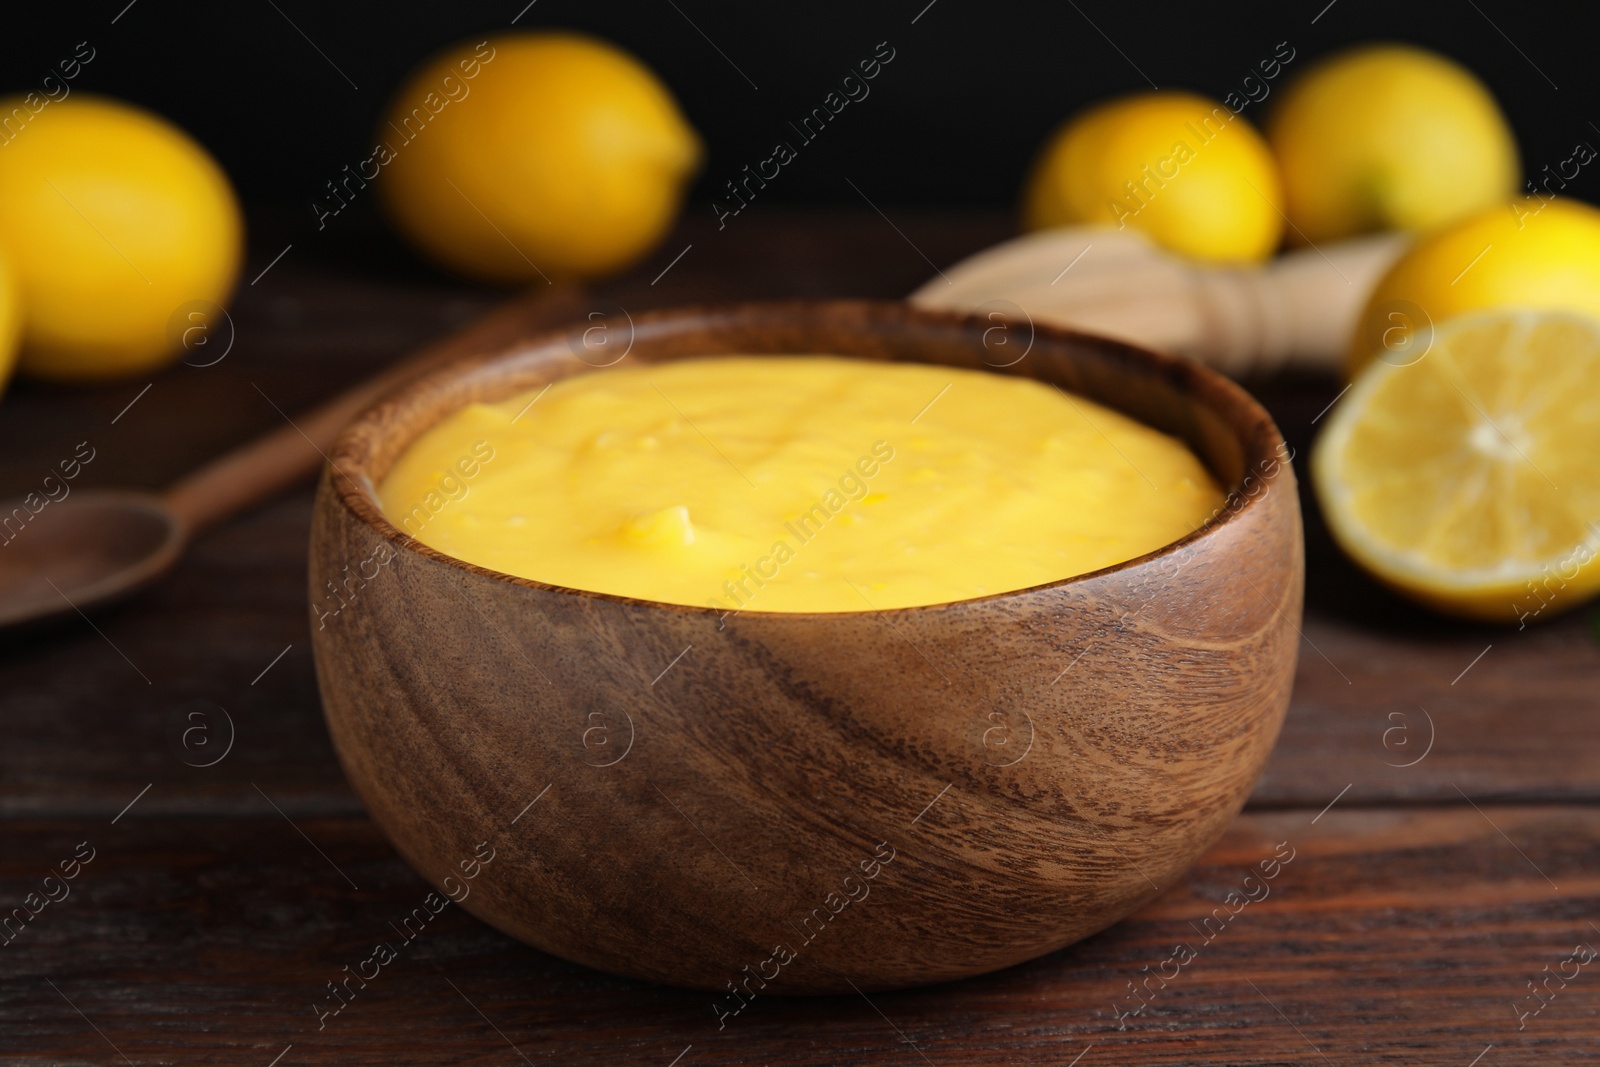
top-left (1348, 198), bottom-right (1600, 376)
top-left (0, 95), bottom-right (242, 382)
top-left (1022, 91), bottom-right (1284, 264)
top-left (378, 33), bottom-right (701, 284)
top-left (1269, 44), bottom-right (1518, 244)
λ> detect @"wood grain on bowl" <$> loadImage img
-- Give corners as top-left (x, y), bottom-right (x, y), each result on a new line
top-left (308, 301), bottom-right (1303, 994)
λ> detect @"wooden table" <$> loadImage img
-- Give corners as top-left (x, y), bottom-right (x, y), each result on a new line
top-left (3, 211), bottom-right (1597, 1065)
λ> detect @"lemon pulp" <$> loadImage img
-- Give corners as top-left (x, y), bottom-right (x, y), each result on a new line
top-left (378, 357), bottom-right (1224, 612)
top-left (1315, 311), bottom-right (1600, 622)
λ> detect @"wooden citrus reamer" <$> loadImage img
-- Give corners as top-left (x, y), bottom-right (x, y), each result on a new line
top-left (910, 226), bottom-right (1408, 376)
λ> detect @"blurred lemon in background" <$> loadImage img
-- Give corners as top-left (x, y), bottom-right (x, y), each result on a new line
top-left (1347, 198), bottom-right (1600, 376)
top-left (379, 33), bottom-right (702, 284)
top-left (1268, 44), bottom-right (1518, 244)
top-left (0, 250), bottom-right (20, 393)
top-left (1022, 91), bottom-right (1283, 264)
top-left (0, 95), bottom-right (242, 382)
top-left (1315, 311), bottom-right (1600, 623)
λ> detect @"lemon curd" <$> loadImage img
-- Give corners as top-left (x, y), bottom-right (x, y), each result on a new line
top-left (378, 357), bottom-right (1224, 612)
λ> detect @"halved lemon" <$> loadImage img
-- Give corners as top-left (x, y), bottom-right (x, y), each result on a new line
top-left (1313, 310), bottom-right (1600, 624)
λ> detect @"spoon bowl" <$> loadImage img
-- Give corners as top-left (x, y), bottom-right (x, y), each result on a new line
top-left (0, 491), bottom-right (184, 630)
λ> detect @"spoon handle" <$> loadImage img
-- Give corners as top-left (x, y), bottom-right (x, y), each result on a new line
top-left (162, 286), bottom-right (584, 537)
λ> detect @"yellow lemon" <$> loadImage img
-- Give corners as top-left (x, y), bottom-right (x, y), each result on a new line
top-left (1348, 199), bottom-right (1600, 377)
top-left (0, 95), bottom-right (242, 382)
top-left (1268, 44), bottom-right (1517, 244)
top-left (378, 33), bottom-right (701, 284)
top-left (1314, 311), bottom-right (1600, 624)
top-left (0, 250), bottom-right (20, 393)
top-left (1022, 91), bottom-right (1283, 264)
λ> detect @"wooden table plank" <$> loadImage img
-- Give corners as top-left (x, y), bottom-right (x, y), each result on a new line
top-left (3, 806), bottom-right (1595, 1065)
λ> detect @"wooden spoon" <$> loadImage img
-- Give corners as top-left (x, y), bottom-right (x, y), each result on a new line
top-left (0, 286), bottom-right (582, 631)
top-left (910, 226), bottom-right (1409, 376)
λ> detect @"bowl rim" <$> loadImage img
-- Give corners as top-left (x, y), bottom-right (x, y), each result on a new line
top-left (324, 299), bottom-right (1293, 618)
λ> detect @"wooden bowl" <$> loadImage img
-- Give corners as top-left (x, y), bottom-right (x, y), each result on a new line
top-left (310, 300), bottom-right (1302, 995)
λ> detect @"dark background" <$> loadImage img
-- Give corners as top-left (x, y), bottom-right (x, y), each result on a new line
top-left (2, 0), bottom-right (1593, 227)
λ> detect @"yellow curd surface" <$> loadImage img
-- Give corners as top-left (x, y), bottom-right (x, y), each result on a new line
top-left (378, 356), bottom-right (1224, 612)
